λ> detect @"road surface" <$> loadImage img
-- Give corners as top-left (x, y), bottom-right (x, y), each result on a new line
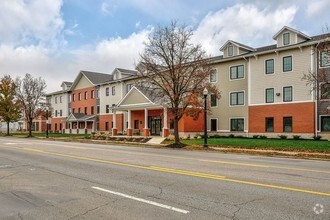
top-left (0, 137), bottom-right (329, 219)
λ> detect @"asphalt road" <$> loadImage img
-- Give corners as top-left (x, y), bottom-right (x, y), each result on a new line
top-left (0, 137), bottom-right (329, 220)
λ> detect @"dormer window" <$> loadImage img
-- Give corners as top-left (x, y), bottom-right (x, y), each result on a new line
top-left (283, 33), bottom-right (290, 45)
top-left (228, 46), bottom-right (233, 56)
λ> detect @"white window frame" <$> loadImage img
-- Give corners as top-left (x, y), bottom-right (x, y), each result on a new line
top-left (282, 55), bottom-right (293, 73)
top-left (229, 117), bottom-right (245, 132)
top-left (265, 58), bottom-right (275, 75)
top-left (283, 32), bottom-right (290, 45)
top-left (228, 46), bottom-right (233, 57)
top-left (283, 86), bottom-right (293, 102)
top-left (229, 64), bottom-right (245, 80)
top-left (210, 69), bottom-right (217, 83)
top-left (229, 90), bottom-right (245, 107)
top-left (210, 94), bottom-right (218, 108)
top-left (210, 118), bottom-right (218, 132)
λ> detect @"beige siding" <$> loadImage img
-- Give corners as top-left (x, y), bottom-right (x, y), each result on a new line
top-left (99, 82), bottom-right (123, 114)
top-left (51, 92), bottom-right (69, 118)
top-left (276, 30), bottom-right (297, 47)
top-left (250, 46), bottom-right (312, 105)
top-left (209, 58), bottom-right (249, 131)
top-left (75, 75), bottom-right (93, 90)
top-left (120, 88), bottom-right (150, 105)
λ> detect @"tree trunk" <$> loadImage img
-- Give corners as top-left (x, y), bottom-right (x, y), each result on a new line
top-left (173, 115), bottom-right (180, 145)
top-left (6, 121), bottom-right (10, 136)
top-left (28, 118), bottom-right (33, 137)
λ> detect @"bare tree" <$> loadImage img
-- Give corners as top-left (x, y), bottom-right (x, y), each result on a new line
top-left (137, 21), bottom-right (220, 145)
top-left (16, 73), bottom-right (46, 137)
top-left (302, 26), bottom-right (330, 134)
top-left (0, 75), bottom-right (21, 135)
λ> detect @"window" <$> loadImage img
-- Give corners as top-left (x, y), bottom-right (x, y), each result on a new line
top-left (78, 93), bottom-right (82, 100)
top-left (55, 97), bottom-right (57, 104)
top-left (283, 117), bottom-right (292, 132)
top-left (231, 118), bottom-right (244, 131)
top-left (211, 119), bottom-right (217, 131)
top-left (321, 83), bottom-right (330, 99)
top-left (283, 86), bottom-right (292, 102)
top-left (265, 88), bottom-right (274, 103)
top-left (60, 96), bottom-right (62, 103)
top-left (320, 51), bottom-right (330, 67)
top-left (265, 59), bottom-right (274, 74)
top-left (265, 117), bottom-right (274, 132)
top-left (91, 106), bottom-right (94, 115)
top-left (230, 65), bottom-right (244, 79)
top-left (55, 110), bottom-right (58, 117)
top-left (96, 89), bottom-right (100, 98)
top-left (84, 107), bottom-right (87, 115)
top-left (211, 94), bottom-right (217, 107)
top-left (59, 110), bottom-right (62, 117)
top-left (134, 120), bottom-right (139, 129)
top-left (106, 87), bottom-right (110, 96)
top-left (72, 94), bottom-right (75, 102)
top-left (228, 46), bottom-right (233, 56)
top-left (283, 56), bottom-right (292, 72)
top-left (72, 108), bottom-right (75, 113)
top-left (84, 91), bottom-right (88, 100)
top-left (321, 116), bottom-right (330, 131)
top-left (170, 120), bottom-right (174, 129)
top-left (97, 106), bottom-right (100, 114)
top-left (105, 122), bottom-right (109, 131)
top-left (112, 86), bottom-right (116, 95)
top-left (78, 108), bottom-right (81, 113)
top-left (230, 92), bottom-right (244, 106)
top-left (91, 90), bottom-right (95, 99)
top-left (283, 33), bottom-right (290, 45)
top-left (210, 69), bottom-right (217, 82)
top-left (126, 84), bottom-right (133, 93)
top-left (106, 105), bottom-right (110, 113)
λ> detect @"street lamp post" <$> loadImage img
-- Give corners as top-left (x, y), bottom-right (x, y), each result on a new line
top-left (203, 88), bottom-right (208, 148)
top-left (46, 107), bottom-right (49, 138)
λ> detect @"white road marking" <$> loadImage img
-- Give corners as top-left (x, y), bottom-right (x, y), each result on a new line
top-left (92, 186), bottom-right (189, 214)
top-left (0, 165), bottom-right (12, 168)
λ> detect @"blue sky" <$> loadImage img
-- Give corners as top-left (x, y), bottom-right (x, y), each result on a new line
top-left (0, 0), bottom-right (329, 92)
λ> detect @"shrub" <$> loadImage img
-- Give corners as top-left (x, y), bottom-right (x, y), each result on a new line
top-left (228, 134), bottom-right (235, 138)
top-left (213, 134), bottom-right (221, 138)
top-left (278, 135), bottom-right (287, 139)
top-left (259, 135), bottom-right (267, 139)
top-left (236, 135), bottom-right (244, 138)
top-left (252, 135), bottom-right (259, 139)
top-left (293, 135), bottom-right (301, 140)
top-left (167, 134), bottom-right (175, 141)
top-left (313, 135), bottom-right (322, 141)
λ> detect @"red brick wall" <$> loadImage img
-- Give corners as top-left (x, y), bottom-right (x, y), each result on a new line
top-left (51, 117), bottom-right (65, 132)
top-left (249, 102), bottom-right (315, 133)
top-left (71, 87), bottom-right (96, 115)
top-left (99, 114), bottom-right (124, 132)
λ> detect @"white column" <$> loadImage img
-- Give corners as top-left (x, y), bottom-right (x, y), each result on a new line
top-left (144, 108), bottom-right (148, 129)
top-left (127, 110), bottom-right (132, 129)
top-left (163, 107), bottom-right (168, 129)
top-left (113, 110), bottom-right (117, 129)
top-left (84, 121), bottom-right (87, 129)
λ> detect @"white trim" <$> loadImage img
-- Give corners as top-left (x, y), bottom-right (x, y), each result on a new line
top-left (116, 86), bottom-right (154, 107)
top-left (265, 87), bottom-right (275, 104)
top-left (210, 68), bottom-right (217, 83)
top-left (282, 85), bottom-right (294, 102)
top-left (319, 115), bottom-right (330, 132)
top-left (218, 130), bottom-right (230, 132)
top-left (210, 94), bottom-right (218, 108)
top-left (283, 32), bottom-right (290, 46)
top-left (229, 64), bottom-right (245, 81)
top-left (248, 100), bottom-right (313, 106)
top-left (229, 117), bottom-right (246, 132)
top-left (264, 58), bottom-right (275, 75)
top-left (282, 55), bottom-right (293, 73)
top-left (229, 90), bottom-right (245, 107)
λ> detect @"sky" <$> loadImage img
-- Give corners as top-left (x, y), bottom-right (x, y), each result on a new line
top-left (0, 0), bottom-right (329, 93)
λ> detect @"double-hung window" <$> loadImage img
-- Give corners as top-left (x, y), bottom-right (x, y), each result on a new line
top-left (105, 105), bottom-right (110, 114)
top-left (112, 86), bottom-right (116, 95)
top-left (265, 88), bottom-right (274, 103)
top-left (283, 86), bottom-right (292, 102)
top-left (283, 33), bottom-right (290, 45)
top-left (230, 92), bottom-right (244, 106)
top-left (230, 65), bottom-right (244, 79)
top-left (321, 51), bottom-right (330, 67)
top-left (283, 117), bottom-right (292, 132)
top-left (265, 117), bottom-right (274, 132)
top-left (231, 118), bottom-right (244, 131)
top-left (106, 87), bottom-right (110, 96)
top-left (283, 56), bottom-right (292, 72)
top-left (228, 46), bottom-right (233, 56)
top-left (210, 94), bottom-right (217, 107)
top-left (265, 59), bottom-right (274, 74)
top-left (210, 69), bottom-right (217, 83)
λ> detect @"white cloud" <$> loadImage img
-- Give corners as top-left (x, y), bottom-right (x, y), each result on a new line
top-left (135, 21), bottom-right (141, 28)
top-left (192, 4), bottom-right (297, 55)
top-left (0, 0), bottom-right (64, 45)
top-left (306, 0), bottom-right (330, 19)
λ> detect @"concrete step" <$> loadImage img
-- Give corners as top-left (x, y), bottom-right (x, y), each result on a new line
top-left (147, 137), bottom-right (166, 145)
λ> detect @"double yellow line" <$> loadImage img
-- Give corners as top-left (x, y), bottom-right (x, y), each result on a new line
top-left (1, 145), bottom-right (330, 197)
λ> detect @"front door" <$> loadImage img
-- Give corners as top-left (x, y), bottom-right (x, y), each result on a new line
top-left (149, 116), bottom-right (162, 135)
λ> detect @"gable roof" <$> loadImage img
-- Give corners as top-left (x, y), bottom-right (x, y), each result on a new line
top-left (113, 68), bottom-right (138, 76)
top-left (220, 40), bottom-right (255, 52)
top-left (273, 26), bottom-right (311, 40)
top-left (70, 70), bottom-right (113, 91)
top-left (67, 112), bottom-right (96, 121)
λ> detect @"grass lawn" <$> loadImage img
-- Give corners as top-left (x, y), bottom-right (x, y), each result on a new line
top-left (4, 132), bottom-right (89, 138)
top-left (181, 138), bottom-right (330, 152)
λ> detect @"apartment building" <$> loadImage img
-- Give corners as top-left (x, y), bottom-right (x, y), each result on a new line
top-left (45, 26), bottom-right (330, 138)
